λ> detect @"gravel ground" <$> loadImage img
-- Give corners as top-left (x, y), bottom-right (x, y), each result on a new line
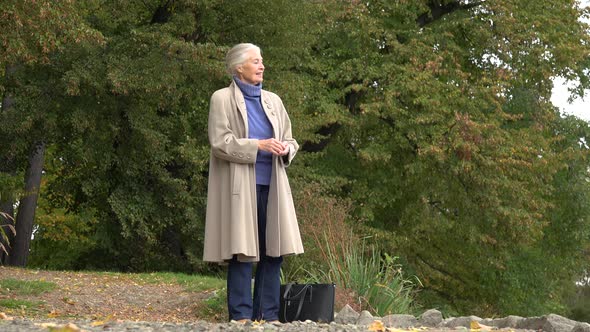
top-left (0, 318), bottom-right (536, 332)
top-left (5, 318), bottom-right (361, 331)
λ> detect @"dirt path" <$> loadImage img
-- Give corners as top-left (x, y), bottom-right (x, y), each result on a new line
top-left (0, 266), bottom-right (217, 323)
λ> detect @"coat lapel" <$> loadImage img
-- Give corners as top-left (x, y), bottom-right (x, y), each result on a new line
top-left (261, 91), bottom-right (280, 139)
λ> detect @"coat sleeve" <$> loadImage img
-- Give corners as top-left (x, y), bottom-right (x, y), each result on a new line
top-left (208, 90), bottom-right (258, 164)
top-left (276, 97), bottom-right (299, 167)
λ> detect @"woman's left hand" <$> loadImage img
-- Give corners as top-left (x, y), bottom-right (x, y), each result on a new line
top-left (279, 142), bottom-right (289, 156)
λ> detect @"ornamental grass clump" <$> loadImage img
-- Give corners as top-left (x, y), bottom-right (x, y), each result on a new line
top-left (289, 183), bottom-right (419, 314)
top-left (317, 238), bottom-right (419, 316)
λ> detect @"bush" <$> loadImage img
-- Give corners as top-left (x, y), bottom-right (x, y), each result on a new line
top-left (567, 283), bottom-right (590, 323)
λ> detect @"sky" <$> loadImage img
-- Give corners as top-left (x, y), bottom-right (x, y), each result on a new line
top-left (551, 77), bottom-right (589, 122)
top-left (550, 0), bottom-right (590, 122)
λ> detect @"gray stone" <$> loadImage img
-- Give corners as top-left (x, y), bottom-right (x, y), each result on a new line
top-left (334, 304), bottom-right (359, 324)
top-left (517, 314), bottom-right (577, 332)
top-left (356, 310), bottom-right (375, 326)
top-left (419, 309), bottom-right (443, 327)
top-left (573, 322), bottom-right (590, 332)
top-left (517, 316), bottom-right (546, 330)
top-left (481, 315), bottom-right (524, 328)
top-left (443, 315), bottom-right (482, 328)
top-left (381, 314), bottom-right (418, 329)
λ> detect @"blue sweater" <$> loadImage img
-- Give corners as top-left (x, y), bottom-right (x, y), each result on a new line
top-left (234, 77), bottom-right (273, 185)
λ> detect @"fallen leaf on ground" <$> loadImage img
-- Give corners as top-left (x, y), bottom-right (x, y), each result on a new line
top-left (47, 310), bottom-right (61, 318)
top-left (368, 320), bottom-right (385, 331)
top-left (47, 323), bottom-right (83, 332)
top-left (37, 322), bottom-right (59, 328)
top-left (0, 312), bottom-right (13, 320)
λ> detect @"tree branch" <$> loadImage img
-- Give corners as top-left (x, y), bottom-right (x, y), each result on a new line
top-left (416, 1), bottom-right (484, 28)
top-left (301, 123), bottom-right (341, 153)
top-left (150, 0), bottom-right (174, 24)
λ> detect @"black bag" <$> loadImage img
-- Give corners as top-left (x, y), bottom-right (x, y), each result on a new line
top-left (279, 283), bottom-right (335, 323)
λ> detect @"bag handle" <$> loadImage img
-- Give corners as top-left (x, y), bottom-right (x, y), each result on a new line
top-left (282, 283), bottom-right (312, 322)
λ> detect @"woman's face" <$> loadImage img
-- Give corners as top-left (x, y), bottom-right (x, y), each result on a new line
top-left (237, 48), bottom-right (264, 85)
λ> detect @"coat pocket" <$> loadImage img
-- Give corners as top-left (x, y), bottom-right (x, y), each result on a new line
top-left (230, 163), bottom-right (241, 194)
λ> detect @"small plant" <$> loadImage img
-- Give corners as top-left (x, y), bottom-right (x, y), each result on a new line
top-left (0, 211), bottom-right (15, 258)
top-left (0, 298), bottom-right (43, 310)
top-left (195, 288), bottom-right (227, 322)
top-left (0, 278), bottom-right (56, 296)
top-left (312, 237), bottom-right (420, 316)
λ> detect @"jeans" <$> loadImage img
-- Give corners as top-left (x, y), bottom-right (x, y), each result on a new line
top-left (227, 185), bottom-right (283, 321)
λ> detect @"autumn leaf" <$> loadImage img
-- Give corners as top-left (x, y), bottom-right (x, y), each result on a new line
top-left (47, 310), bottom-right (60, 318)
top-left (368, 320), bottom-right (385, 331)
top-left (0, 312), bottom-right (13, 320)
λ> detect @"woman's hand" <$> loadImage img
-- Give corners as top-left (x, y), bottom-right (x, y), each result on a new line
top-left (258, 138), bottom-right (289, 156)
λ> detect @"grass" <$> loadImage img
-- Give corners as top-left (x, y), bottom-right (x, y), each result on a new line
top-left (0, 278), bottom-right (56, 296)
top-left (0, 298), bottom-right (43, 309)
top-left (194, 287), bottom-right (227, 322)
top-left (0, 298), bottom-right (46, 316)
top-left (95, 271), bottom-right (226, 293)
top-left (134, 272), bottom-right (226, 292)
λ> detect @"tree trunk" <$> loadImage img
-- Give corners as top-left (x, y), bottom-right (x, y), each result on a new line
top-left (7, 141), bottom-right (46, 266)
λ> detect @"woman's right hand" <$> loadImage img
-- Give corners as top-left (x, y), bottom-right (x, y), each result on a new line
top-left (258, 138), bottom-right (289, 156)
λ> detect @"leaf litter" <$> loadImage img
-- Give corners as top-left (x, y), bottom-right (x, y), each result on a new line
top-left (0, 266), bottom-right (216, 323)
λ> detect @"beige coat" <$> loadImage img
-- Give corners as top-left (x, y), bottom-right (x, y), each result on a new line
top-left (203, 81), bottom-right (304, 263)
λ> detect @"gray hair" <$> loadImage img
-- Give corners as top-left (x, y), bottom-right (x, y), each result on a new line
top-left (225, 43), bottom-right (261, 76)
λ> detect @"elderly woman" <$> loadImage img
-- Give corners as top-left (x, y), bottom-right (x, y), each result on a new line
top-left (203, 43), bottom-right (304, 322)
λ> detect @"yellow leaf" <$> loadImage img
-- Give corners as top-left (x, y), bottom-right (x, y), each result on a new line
top-left (0, 312), bottom-right (13, 320)
top-left (47, 311), bottom-right (60, 318)
top-left (37, 323), bottom-right (58, 328)
top-left (368, 320), bottom-right (385, 331)
top-left (47, 323), bottom-right (81, 332)
top-left (470, 320), bottom-right (481, 330)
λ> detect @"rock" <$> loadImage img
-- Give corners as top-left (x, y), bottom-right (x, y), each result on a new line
top-left (572, 322), bottom-right (590, 332)
top-left (419, 309), bottom-right (443, 327)
top-left (443, 315), bottom-right (482, 328)
top-left (381, 314), bottom-right (418, 329)
top-left (481, 315), bottom-right (524, 328)
top-left (334, 304), bottom-right (359, 324)
top-left (356, 310), bottom-right (375, 326)
top-left (517, 314), bottom-right (577, 332)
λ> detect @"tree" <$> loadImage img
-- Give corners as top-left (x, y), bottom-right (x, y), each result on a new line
top-left (302, 0), bottom-right (590, 315)
top-left (0, 0), bottom-right (103, 265)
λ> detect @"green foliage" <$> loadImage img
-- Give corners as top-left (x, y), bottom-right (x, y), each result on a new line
top-left (0, 278), bottom-right (56, 296)
top-left (568, 283), bottom-right (590, 323)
